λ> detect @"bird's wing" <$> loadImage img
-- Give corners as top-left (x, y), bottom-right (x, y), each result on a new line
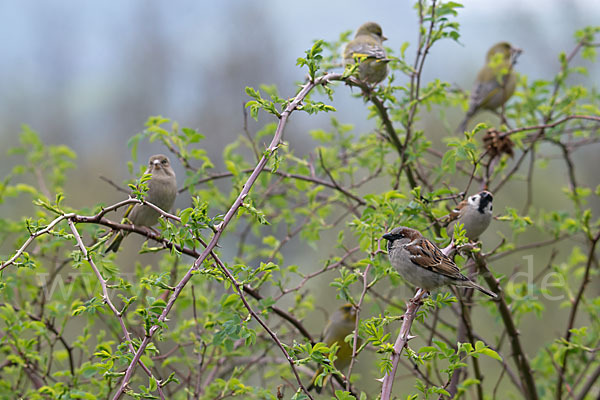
top-left (469, 79), bottom-right (501, 113)
top-left (443, 200), bottom-right (466, 224)
top-left (345, 38), bottom-right (386, 60)
top-left (405, 238), bottom-right (462, 278)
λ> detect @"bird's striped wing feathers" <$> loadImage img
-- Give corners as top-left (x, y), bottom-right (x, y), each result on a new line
top-left (406, 238), bottom-right (463, 279)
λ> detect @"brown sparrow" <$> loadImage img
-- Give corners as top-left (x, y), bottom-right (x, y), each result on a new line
top-left (445, 191), bottom-right (493, 241)
top-left (382, 227), bottom-right (497, 297)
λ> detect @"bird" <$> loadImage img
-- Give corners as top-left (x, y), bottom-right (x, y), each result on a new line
top-left (457, 42), bottom-right (522, 133)
top-left (343, 22), bottom-right (389, 85)
top-left (105, 154), bottom-right (177, 253)
top-left (308, 304), bottom-right (359, 393)
top-left (445, 191), bottom-right (493, 241)
top-left (382, 227), bottom-right (497, 297)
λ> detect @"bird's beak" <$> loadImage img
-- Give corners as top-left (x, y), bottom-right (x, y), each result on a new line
top-left (153, 160), bottom-right (161, 169)
top-left (382, 232), bottom-right (393, 240)
top-left (382, 35), bottom-right (388, 41)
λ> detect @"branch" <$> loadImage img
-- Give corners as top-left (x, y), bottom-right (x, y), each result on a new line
top-left (0, 197), bottom-right (139, 272)
top-left (472, 253), bottom-right (539, 400)
top-left (575, 362), bottom-right (600, 400)
top-left (99, 175), bottom-right (130, 194)
top-left (183, 168), bottom-right (366, 207)
top-left (67, 219), bottom-right (165, 400)
top-left (380, 288), bottom-right (427, 400)
top-left (486, 234), bottom-right (570, 262)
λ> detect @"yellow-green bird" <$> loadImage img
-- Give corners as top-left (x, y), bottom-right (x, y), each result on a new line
top-left (308, 304), bottom-right (360, 393)
top-left (105, 154), bottom-right (177, 253)
top-left (343, 22), bottom-right (389, 85)
top-left (457, 42), bottom-right (522, 133)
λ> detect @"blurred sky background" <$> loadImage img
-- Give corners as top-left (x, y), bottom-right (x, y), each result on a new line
top-left (1, 0), bottom-right (598, 185)
top-left (1, 0), bottom-right (599, 395)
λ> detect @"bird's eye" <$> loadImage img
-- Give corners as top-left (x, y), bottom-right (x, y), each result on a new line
top-left (161, 159), bottom-right (167, 164)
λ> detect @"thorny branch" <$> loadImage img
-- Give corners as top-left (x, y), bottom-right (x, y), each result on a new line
top-left (67, 219), bottom-right (166, 400)
top-left (380, 288), bottom-right (427, 400)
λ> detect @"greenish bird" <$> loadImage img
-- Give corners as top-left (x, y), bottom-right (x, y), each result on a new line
top-left (458, 42), bottom-right (522, 133)
top-left (106, 154), bottom-right (177, 253)
top-left (308, 304), bottom-right (360, 393)
top-left (343, 22), bottom-right (389, 85)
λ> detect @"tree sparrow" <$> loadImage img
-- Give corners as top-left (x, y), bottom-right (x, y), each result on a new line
top-left (446, 191), bottom-right (493, 241)
top-left (382, 227), bottom-right (497, 297)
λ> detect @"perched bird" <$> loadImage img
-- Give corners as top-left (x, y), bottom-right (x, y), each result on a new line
top-left (106, 154), bottom-right (177, 253)
top-left (343, 22), bottom-right (389, 85)
top-left (445, 191), bottom-right (493, 241)
top-left (457, 42), bottom-right (522, 133)
top-left (308, 304), bottom-right (359, 393)
top-left (382, 227), bottom-right (497, 297)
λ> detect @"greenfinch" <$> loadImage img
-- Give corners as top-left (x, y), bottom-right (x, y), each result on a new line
top-left (308, 304), bottom-right (360, 393)
top-left (106, 154), bottom-right (177, 253)
top-left (457, 42), bottom-right (522, 133)
top-left (343, 22), bottom-right (388, 85)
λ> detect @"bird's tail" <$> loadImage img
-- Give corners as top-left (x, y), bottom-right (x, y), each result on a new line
top-left (105, 231), bottom-right (125, 253)
top-left (468, 281), bottom-right (497, 298)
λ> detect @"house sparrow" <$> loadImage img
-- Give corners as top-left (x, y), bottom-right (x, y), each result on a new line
top-left (382, 227), bottom-right (497, 297)
top-left (106, 154), bottom-right (177, 253)
top-left (457, 42), bottom-right (522, 133)
top-left (446, 191), bottom-right (493, 241)
top-left (308, 304), bottom-right (359, 393)
top-left (343, 22), bottom-right (389, 85)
